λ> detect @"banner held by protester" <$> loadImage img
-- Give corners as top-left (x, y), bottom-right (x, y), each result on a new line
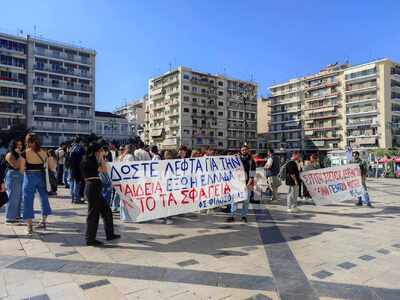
top-left (107, 156), bottom-right (248, 222)
top-left (300, 164), bottom-right (364, 205)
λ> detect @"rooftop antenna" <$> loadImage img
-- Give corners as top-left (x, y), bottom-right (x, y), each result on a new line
top-left (168, 62), bottom-right (172, 72)
top-left (33, 25), bottom-right (37, 36)
top-left (250, 73), bottom-right (254, 83)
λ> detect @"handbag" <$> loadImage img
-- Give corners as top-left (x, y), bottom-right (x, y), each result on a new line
top-left (33, 151), bottom-right (52, 193)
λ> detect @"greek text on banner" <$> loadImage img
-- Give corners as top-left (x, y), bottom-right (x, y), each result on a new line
top-left (300, 164), bottom-right (365, 205)
top-left (107, 155), bottom-right (248, 222)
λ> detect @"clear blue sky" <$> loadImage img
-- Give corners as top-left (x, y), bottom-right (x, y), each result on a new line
top-left (2, 0), bottom-right (400, 111)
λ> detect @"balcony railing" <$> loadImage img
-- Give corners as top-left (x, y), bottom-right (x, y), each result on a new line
top-left (35, 48), bottom-right (91, 65)
top-left (33, 124), bottom-right (90, 132)
top-left (33, 93), bottom-right (91, 106)
top-left (34, 64), bottom-right (92, 78)
top-left (33, 79), bottom-right (92, 92)
top-left (0, 76), bottom-right (25, 85)
top-left (33, 110), bottom-right (91, 119)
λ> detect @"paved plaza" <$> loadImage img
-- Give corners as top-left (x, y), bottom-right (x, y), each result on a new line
top-left (0, 178), bottom-right (399, 300)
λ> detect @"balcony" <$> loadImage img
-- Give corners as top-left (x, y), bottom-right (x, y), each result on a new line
top-left (33, 93), bottom-right (91, 106)
top-left (34, 64), bottom-right (92, 79)
top-left (345, 73), bottom-right (377, 83)
top-left (304, 114), bottom-right (338, 120)
top-left (304, 92), bottom-right (339, 102)
top-left (345, 84), bottom-right (377, 94)
top-left (346, 97), bottom-right (377, 105)
top-left (33, 110), bottom-right (91, 119)
top-left (34, 48), bottom-right (91, 65)
top-left (33, 79), bottom-right (92, 92)
top-left (304, 81), bottom-right (338, 91)
top-left (346, 119), bottom-right (378, 128)
top-left (346, 108), bottom-right (378, 117)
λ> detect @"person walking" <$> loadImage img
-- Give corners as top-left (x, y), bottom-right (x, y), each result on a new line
top-left (264, 149), bottom-right (281, 202)
top-left (226, 145), bottom-right (256, 223)
top-left (20, 133), bottom-right (52, 234)
top-left (4, 139), bottom-right (24, 224)
top-left (352, 151), bottom-right (372, 207)
top-left (70, 137), bottom-right (85, 204)
top-left (286, 151), bottom-right (301, 213)
top-left (55, 143), bottom-right (66, 185)
top-left (81, 142), bottom-right (120, 246)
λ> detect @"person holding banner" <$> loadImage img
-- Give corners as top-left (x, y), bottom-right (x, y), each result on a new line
top-left (226, 145), bottom-right (256, 223)
top-left (81, 142), bottom-right (120, 246)
top-left (286, 151), bottom-right (301, 213)
top-left (351, 151), bottom-right (372, 207)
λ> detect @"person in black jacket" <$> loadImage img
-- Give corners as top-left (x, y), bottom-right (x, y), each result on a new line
top-left (70, 137), bottom-right (85, 204)
top-left (81, 142), bottom-right (120, 246)
top-left (226, 145), bottom-right (256, 223)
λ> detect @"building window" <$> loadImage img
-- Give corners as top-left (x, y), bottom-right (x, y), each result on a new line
top-left (183, 108), bottom-right (189, 112)
top-left (218, 81), bottom-right (223, 86)
top-left (193, 97), bottom-right (197, 102)
top-left (218, 91), bottom-right (223, 96)
top-left (201, 110), bottom-right (206, 115)
top-left (218, 111), bottom-right (223, 116)
top-left (218, 101), bottom-right (223, 106)
top-left (218, 142), bottom-right (223, 147)
top-left (183, 96), bottom-right (189, 101)
top-left (193, 119), bottom-right (197, 125)
top-left (218, 132), bottom-right (223, 137)
top-left (193, 108), bottom-right (197, 113)
top-left (183, 74), bottom-right (190, 80)
top-left (192, 86), bottom-right (197, 92)
top-left (183, 85), bottom-right (189, 91)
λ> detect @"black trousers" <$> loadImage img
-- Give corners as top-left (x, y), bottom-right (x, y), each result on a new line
top-left (85, 180), bottom-right (114, 241)
top-left (57, 164), bottom-right (64, 184)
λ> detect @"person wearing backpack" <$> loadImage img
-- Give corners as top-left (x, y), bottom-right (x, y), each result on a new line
top-left (264, 149), bottom-right (281, 201)
top-left (285, 150), bottom-right (301, 213)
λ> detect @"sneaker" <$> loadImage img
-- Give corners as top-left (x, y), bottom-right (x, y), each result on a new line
top-left (241, 216), bottom-right (248, 223)
top-left (165, 219), bottom-right (173, 225)
top-left (106, 234), bottom-right (121, 241)
top-left (86, 240), bottom-right (104, 246)
top-left (35, 222), bottom-right (47, 230)
top-left (226, 217), bottom-right (235, 223)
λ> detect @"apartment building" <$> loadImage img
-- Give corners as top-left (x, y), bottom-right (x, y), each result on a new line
top-left (0, 33), bottom-right (27, 133)
top-left (95, 111), bottom-right (131, 143)
top-left (145, 67), bottom-right (257, 150)
top-left (113, 96), bottom-right (146, 138)
top-left (0, 32), bottom-right (96, 147)
top-left (257, 97), bottom-right (272, 150)
top-left (268, 59), bottom-right (400, 152)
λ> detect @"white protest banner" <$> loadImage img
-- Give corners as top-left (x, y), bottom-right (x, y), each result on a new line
top-left (107, 156), bottom-right (248, 222)
top-left (300, 164), bottom-right (364, 205)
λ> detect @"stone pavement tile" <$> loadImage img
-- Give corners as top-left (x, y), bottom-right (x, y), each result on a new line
top-left (376, 248), bottom-right (391, 255)
top-left (5, 278), bottom-right (45, 299)
top-left (80, 279), bottom-right (111, 290)
top-left (125, 288), bottom-right (162, 299)
top-left (337, 261), bottom-right (357, 270)
top-left (36, 271), bottom-right (74, 287)
top-left (176, 259), bottom-right (199, 267)
top-left (359, 255), bottom-right (376, 261)
top-left (21, 294), bottom-right (50, 300)
top-left (107, 278), bottom-right (153, 295)
top-left (45, 282), bottom-right (88, 300)
top-left (83, 282), bottom-right (126, 300)
top-left (311, 270), bottom-right (333, 280)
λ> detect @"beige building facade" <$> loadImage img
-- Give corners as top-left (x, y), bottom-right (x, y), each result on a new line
top-left (268, 59), bottom-right (400, 152)
top-left (145, 67), bottom-right (257, 150)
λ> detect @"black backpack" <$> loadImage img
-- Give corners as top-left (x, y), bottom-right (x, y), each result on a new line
top-left (64, 151), bottom-right (71, 169)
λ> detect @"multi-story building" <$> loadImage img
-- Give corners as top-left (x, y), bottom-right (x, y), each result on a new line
top-left (145, 67), bottom-right (257, 150)
top-left (0, 31), bottom-right (96, 147)
top-left (268, 59), bottom-right (400, 152)
top-left (0, 33), bottom-right (28, 133)
top-left (95, 111), bottom-right (131, 143)
top-left (257, 97), bottom-right (272, 150)
top-left (113, 96), bottom-right (146, 139)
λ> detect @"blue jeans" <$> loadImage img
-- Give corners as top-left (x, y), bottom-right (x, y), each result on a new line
top-left (23, 171), bottom-right (52, 220)
top-left (70, 179), bottom-right (81, 202)
top-left (63, 168), bottom-right (70, 187)
top-left (230, 191), bottom-right (250, 218)
top-left (5, 170), bottom-right (23, 220)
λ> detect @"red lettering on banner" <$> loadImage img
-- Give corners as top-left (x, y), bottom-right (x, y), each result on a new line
top-left (146, 196), bottom-right (156, 211)
top-left (189, 188), bottom-right (197, 202)
top-left (155, 181), bottom-right (163, 194)
top-left (199, 187), bottom-right (207, 201)
top-left (124, 184), bottom-right (135, 197)
top-left (168, 192), bottom-right (178, 206)
top-left (160, 194), bottom-right (166, 207)
top-left (136, 185), bottom-right (144, 196)
top-left (144, 183), bottom-right (152, 195)
top-left (181, 189), bottom-right (190, 204)
top-left (223, 183), bottom-right (231, 194)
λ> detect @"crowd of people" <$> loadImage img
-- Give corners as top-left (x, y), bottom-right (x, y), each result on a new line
top-left (0, 133), bottom-right (373, 246)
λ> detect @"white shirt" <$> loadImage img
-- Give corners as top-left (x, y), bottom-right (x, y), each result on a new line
top-left (152, 153), bottom-right (161, 161)
top-left (265, 157), bottom-right (273, 169)
top-left (122, 154), bottom-right (135, 162)
top-left (55, 148), bottom-right (65, 165)
top-left (134, 148), bottom-right (151, 161)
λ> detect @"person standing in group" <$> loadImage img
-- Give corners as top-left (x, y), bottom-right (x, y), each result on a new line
top-left (150, 145), bottom-right (161, 160)
top-left (81, 142), bottom-right (120, 246)
top-left (351, 151), bottom-right (372, 207)
top-left (285, 151), bottom-right (301, 213)
top-left (69, 136), bottom-right (85, 204)
top-left (63, 143), bottom-right (71, 189)
top-left (20, 133), bottom-right (52, 234)
top-left (47, 149), bottom-right (58, 196)
top-left (55, 143), bottom-right (66, 185)
top-left (264, 149), bottom-right (281, 202)
top-left (302, 153), bottom-right (320, 204)
top-left (134, 141), bottom-right (151, 161)
top-left (177, 145), bottom-right (189, 159)
top-left (226, 145), bottom-right (256, 223)
top-left (4, 139), bottom-right (24, 224)
top-left (121, 144), bottom-right (135, 162)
